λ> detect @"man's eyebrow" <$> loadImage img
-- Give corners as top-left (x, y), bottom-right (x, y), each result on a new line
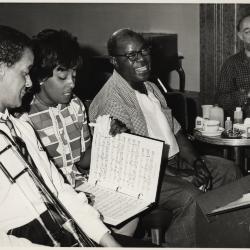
top-left (126, 45), bottom-right (147, 53)
top-left (242, 27), bottom-right (250, 32)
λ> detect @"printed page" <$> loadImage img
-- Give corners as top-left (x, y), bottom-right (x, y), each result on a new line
top-left (77, 182), bottom-right (149, 226)
top-left (82, 116), bottom-right (164, 225)
top-left (209, 193), bottom-right (250, 215)
top-left (89, 131), bottom-right (164, 202)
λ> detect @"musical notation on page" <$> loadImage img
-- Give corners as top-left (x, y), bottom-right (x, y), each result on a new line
top-left (80, 182), bottom-right (148, 225)
top-left (77, 116), bottom-right (165, 226)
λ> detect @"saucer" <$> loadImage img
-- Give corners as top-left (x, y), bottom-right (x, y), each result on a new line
top-left (200, 127), bottom-right (224, 137)
top-left (241, 133), bottom-right (248, 138)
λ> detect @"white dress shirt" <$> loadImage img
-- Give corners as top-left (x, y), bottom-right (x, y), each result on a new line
top-left (0, 110), bottom-right (109, 244)
top-left (136, 90), bottom-right (179, 158)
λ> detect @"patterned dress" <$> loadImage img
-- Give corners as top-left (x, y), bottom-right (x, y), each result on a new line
top-left (27, 95), bottom-right (91, 186)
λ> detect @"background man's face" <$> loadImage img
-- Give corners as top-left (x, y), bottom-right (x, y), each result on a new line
top-left (114, 35), bottom-right (151, 86)
top-left (0, 48), bottom-right (33, 112)
top-left (239, 16), bottom-right (250, 51)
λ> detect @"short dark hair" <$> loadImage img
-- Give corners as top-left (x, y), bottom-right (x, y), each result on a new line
top-left (30, 29), bottom-right (82, 86)
top-left (0, 25), bottom-right (32, 66)
top-left (107, 28), bottom-right (146, 56)
top-left (237, 14), bottom-right (250, 32)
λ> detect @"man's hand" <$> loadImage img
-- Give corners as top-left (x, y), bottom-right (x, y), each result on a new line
top-left (192, 159), bottom-right (212, 191)
top-left (166, 158), bottom-right (212, 191)
top-left (109, 118), bottom-right (130, 136)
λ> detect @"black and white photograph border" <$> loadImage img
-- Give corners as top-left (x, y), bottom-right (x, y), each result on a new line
top-left (0, 0), bottom-right (250, 249)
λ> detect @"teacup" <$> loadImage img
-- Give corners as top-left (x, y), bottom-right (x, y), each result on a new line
top-left (203, 120), bottom-right (220, 133)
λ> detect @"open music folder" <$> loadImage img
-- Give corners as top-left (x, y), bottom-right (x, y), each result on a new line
top-left (77, 126), bottom-right (165, 226)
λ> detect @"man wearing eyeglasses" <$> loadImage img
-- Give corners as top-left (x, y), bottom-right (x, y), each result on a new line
top-left (89, 28), bottom-right (241, 247)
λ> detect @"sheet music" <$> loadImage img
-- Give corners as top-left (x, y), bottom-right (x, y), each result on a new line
top-left (78, 182), bottom-right (148, 225)
top-left (89, 131), bottom-right (163, 202)
top-left (78, 117), bottom-right (164, 225)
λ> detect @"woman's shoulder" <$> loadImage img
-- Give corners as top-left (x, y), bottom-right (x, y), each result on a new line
top-left (70, 95), bottom-right (85, 107)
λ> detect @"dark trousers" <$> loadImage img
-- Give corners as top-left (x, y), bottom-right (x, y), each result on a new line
top-left (159, 155), bottom-right (241, 247)
top-left (196, 175), bottom-right (250, 247)
top-left (8, 211), bottom-right (76, 247)
top-left (8, 211), bottom-right (155, 247)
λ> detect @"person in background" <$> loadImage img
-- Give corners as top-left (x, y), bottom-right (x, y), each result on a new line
top-left (20, 29), bottom-right (138, 237)
top-left (89, 28), bottom-right (242, 247)
top-left (0, 25), bottom-right (120, 247)
top-left (216, 14), bottom-right (250, 118)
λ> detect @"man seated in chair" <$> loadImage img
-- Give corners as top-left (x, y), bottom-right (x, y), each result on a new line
top-left (89, 28), bottom-right (242, 247)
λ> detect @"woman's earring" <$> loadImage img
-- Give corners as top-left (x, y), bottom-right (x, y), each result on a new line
top-left (40, 82), bottom-right (44, 86)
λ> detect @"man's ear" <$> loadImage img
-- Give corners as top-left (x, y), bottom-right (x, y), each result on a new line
top-left (238, 31), bottom-right (243, 41)
top-left (109, 56), bottom-right (118, 68)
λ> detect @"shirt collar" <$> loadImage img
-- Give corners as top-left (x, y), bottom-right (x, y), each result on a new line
top-left (113, 69), bottom-right (150, 94)
top-left (0, 109), bottom-right (10, 120)
top-left (240, 50), bottom-right (250, 63)
top-left (113, 70), bottom-right (135, 93)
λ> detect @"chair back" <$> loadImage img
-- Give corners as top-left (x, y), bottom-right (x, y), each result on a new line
top-left (164, 92), bottom-right (197, 134)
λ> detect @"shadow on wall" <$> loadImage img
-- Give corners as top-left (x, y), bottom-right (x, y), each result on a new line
top-left (75, 46), bottom-right (113, 101)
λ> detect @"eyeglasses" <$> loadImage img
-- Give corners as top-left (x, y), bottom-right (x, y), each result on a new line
top-left (113, 47), bottom-right (151, 62)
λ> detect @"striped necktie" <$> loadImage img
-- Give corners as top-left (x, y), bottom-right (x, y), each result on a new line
top-left (3, 118), bottom-right (40, 176)
top-left (2, 118), bottom-right (63, 244)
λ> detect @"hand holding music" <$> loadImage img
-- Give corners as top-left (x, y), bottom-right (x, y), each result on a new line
top-left (89, 115), bottom-right (129, 137)
top-left (109, 118), bottom-right (130, 136)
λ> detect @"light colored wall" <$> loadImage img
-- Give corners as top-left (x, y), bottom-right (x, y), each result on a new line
top-left (0, 3), bottom-right (200, 91)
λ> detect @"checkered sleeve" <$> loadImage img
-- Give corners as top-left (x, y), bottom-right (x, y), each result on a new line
top-left (95, 99), bottom-right (135, 133)
top-left (216, 60), bottom-right (240, 116)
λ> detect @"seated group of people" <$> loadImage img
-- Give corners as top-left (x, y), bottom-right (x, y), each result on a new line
top-left (0, 24), bottom-right (246, 247)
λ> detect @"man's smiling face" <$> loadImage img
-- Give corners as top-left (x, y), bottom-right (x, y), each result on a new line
top-left (113, 34), bottom-right (151, 87)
